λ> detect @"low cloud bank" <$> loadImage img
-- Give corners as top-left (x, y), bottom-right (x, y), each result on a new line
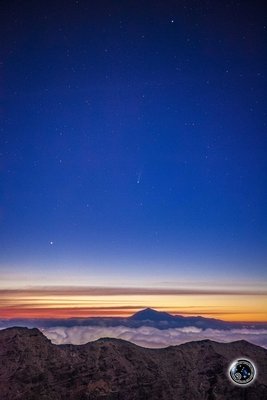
top-left (40, 325), bottom-right (267, 349)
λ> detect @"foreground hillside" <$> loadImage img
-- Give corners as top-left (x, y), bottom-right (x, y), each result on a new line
top-left (0, 327), bottom-right (266, 399)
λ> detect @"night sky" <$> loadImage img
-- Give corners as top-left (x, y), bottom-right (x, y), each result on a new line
top-left (1, 1), bottom-right (266, 321)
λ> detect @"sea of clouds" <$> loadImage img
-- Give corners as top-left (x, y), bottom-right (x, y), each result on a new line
top-left (40, 325), bottom-right (267, 349)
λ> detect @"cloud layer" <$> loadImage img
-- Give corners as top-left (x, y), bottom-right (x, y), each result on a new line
top-left (2, 285), bottom-right (267, 296)
top-left (40, 325), bottom-right (267, 349)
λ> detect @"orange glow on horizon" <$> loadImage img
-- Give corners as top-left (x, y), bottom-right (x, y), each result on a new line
top-left (1, 286), bottom-right (267, 322)
top-left (0, 306), bottom-right (267, 322)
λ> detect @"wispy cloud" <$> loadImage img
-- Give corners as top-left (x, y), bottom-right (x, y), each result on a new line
top-left (1, 284), bottom-right (267, 320)
top-left (1, 285), bottom-right (267, 296)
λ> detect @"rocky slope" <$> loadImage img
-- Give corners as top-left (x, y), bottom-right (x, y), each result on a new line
top-left (0, 327), bottom-right (266, 399)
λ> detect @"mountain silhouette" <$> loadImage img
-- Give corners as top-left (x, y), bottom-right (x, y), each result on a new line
top-left (1, 308), bottom-right (267, 330)
top-left (129, 307), bottom-right (175, 321)
top-left (1, 327), bottom-right (267, 399)
top-left (129, 308), bottom-right (239, 329)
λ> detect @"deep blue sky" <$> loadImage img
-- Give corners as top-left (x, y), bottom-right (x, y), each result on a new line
top-left (1, 0), bottom-right (266, 289)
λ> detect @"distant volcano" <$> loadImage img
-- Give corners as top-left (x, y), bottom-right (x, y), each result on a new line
top-left (129, 307), bottom-right (175, 321)
top-left (129, 308), bottom-right (236, 329)
top-left (1, 307), bottom-right (266, 330)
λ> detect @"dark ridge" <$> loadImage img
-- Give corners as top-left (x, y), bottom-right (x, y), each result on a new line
top-left (0, 327), bottom-right (266, 399)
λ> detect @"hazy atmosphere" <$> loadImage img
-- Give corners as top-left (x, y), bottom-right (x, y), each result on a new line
top-left (1, 1), bottom-right (266, 325)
